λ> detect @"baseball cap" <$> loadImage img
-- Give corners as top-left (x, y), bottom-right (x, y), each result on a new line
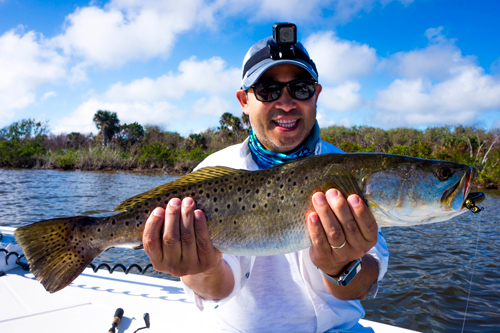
top-left (240, 36), bottom-right (319, 90)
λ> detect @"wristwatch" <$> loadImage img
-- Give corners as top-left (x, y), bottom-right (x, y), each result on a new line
top-left (319, 258), bottom-right (362, 286)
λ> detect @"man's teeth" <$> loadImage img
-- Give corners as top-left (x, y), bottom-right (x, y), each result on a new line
top-left (274, 119), bottom-right (297, 128)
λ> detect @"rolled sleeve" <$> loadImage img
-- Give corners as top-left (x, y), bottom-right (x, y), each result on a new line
top-left (181, 254), bottom-right (245, 311)
top-left (368, 230), bottom-right (389, 282)
top-left (365, 230), bottom-right (389, 297)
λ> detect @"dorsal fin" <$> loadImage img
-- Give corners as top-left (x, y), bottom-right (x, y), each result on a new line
top-left (113, 166), bottom-right (249, 211)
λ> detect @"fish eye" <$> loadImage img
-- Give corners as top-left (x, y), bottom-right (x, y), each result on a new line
top-left (437, 167), bottom-right (453, 180)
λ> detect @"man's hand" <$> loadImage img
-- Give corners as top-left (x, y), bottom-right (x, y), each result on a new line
top-left (307, 189), bottom-right (379, 299)
top-left (143, 197), bottom-right (221, 277)
top-left (142, 197), bottom-right (234, 300)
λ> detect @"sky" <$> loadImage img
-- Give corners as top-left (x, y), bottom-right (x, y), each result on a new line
top-left (1, 0), bottom-right (499, 136)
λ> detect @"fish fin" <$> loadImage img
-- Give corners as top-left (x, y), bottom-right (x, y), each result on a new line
top-left (322, 163), bottom-right (365, 200)
top-left (133, 244), bottom-right (144, 250)
top-left (113, 166), bottom-right (247, 211)
top-left (15, 217), bottom-right (106, 293)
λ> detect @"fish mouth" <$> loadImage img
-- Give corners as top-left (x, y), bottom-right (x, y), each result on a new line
top-left (441, 167), bottom-right (475, 211)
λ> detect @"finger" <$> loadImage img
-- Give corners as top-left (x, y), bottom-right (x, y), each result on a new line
top-left (162, 198), bottom-right (182, 263)
top-left (193, 209), bottom-right (221, 269)
top-left (311, 191), bottom-right (345, 249)
top-left (347, 194), bottom-right (378, 244)
top-left (307, 211), bottom-right (331, 256)
top-left (325, 189), bottom-right (363, 245)
top-left (180, 197), bottom-right (197, 265)
top-left (143, 207), bottom-right (166, 259)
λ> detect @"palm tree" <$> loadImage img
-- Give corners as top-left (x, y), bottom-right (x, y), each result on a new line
top-left (93, 110), bottom-right (120, 147)
top-left (219, 112), bottom-right (233, 130)
top-left (219, 112), bottom-right (242, 131)
top-left (241, 112), bottom-right (250, 129)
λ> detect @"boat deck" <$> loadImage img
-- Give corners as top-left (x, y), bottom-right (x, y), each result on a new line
top-left (1, 227), bottom-right (418, 332)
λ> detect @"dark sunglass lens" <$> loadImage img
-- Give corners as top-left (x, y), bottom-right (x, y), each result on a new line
top-left (254, 82), bottom-right (283, 102)
top-left (290, 81), bottom-right (315, 100)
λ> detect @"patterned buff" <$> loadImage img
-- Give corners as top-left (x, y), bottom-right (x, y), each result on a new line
top-left (248, 121), bottom-right (320, 169)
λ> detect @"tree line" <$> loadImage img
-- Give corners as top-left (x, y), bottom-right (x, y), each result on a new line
top-left (0, 111), bottom-right (498, 188)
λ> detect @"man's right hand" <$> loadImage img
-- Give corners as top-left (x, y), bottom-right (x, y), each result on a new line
top-left (143, 197), bottom-right (222, 277)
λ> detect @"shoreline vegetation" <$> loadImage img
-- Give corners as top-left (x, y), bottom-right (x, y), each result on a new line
top-left (1, 111), bottom-right (499, 189)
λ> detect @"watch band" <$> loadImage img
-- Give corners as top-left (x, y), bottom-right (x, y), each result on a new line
top-left (318, 258), bottom-right (362, 286)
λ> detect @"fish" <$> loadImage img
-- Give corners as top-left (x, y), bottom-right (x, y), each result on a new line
top-left (14, 153), bottom-right (485, 293)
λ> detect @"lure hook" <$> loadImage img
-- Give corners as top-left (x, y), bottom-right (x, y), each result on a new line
top-left (464, 193), bottom-right (485, 213)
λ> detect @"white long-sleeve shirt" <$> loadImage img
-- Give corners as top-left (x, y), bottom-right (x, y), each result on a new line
top-left (182, 138), bottom-right (389, 332)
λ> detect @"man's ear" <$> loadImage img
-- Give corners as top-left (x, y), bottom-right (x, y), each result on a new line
top-left (314, 84), bottom-right (322, 103)
top-left (236, 89), bottom-right (250, 114)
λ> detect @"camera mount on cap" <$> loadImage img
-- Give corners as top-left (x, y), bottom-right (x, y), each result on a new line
top-left (269, 23), bottom-right (297, 60)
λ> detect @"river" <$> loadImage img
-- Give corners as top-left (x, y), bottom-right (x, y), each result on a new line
top-left (0, 169), bottom-right (498, 332)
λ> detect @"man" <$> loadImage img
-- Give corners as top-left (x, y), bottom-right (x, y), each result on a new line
top-left (143, 29), bottom-right (389, 332)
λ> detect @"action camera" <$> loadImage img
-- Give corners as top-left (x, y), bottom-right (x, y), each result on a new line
top-left (273, 23), bottom-right (297, 46)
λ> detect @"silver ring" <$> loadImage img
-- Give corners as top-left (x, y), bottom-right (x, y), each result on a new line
top-left (330, 240), bottom-right (346, 250)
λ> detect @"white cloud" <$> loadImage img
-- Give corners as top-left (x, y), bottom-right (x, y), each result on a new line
top-left (318, 81), bottom-right (363, 112)
top-left (304, 31), bottom-right (377, 85)
top-left (192, 96), bottom-right (233, 117)
top-left (0, 29), bottom-right (66, 122)
top-left (53, 98), bottom-right (184, 134)
top-left (228, 0), bottom-right (413, 24)
top-left (55, 55), bottom-right (240, 134)
top-left (103, 57), bottom-right (240, 102)
top-left (52, 0), bottom-right (218, 68)
top-left (317, 110), bottom-right (351, 128)
top-left (41, 91), bottom-right (57, 101)
top-left (371, 27), bottom-right (500, 127)
top-left (382, 27), bottom-right (477, 81)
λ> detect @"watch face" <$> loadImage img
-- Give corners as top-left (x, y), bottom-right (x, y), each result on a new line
top-left (338, 259), bottom-right (362, 286)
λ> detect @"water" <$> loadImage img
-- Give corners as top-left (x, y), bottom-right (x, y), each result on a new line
top-left (0, 169), bottom-right (499, 332)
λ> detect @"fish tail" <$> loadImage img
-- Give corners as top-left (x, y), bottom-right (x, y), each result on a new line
top-left (15, 216), bottom-right (106, 293)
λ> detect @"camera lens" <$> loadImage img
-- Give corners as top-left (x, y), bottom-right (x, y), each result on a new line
top-left (279, 27), bottom-right (294, 43)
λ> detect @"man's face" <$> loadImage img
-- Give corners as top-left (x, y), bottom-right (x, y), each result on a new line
top-left (236, 64), bottom-right (322, 154)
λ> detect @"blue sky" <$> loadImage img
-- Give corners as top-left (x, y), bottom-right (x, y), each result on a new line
top-left (1, 0), bottom-right (499, 136)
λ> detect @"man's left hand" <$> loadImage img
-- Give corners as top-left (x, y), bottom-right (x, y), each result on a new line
top-left (307, 189), bottom-right (378, 277)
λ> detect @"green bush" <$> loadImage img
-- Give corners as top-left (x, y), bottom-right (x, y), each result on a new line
top-left (54, 150), bottom-right (78, 170)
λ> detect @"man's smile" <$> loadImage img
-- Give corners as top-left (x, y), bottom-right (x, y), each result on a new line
top-left (273, 118), bottom-right (299, 130)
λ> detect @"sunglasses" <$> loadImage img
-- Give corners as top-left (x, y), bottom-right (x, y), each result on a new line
top-left (249, 79), bottom-right (317, 102)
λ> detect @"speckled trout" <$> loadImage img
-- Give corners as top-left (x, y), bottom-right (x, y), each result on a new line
top-left (15, 153), bottom-right (485, 293)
